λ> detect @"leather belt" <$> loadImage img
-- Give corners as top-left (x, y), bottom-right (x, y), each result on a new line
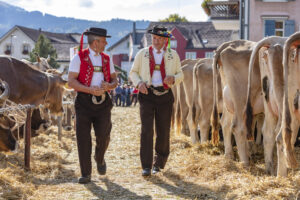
top-left (150, 86), bottom-right (169, 96)
top-left (93, 66), bottom-right (102, 72)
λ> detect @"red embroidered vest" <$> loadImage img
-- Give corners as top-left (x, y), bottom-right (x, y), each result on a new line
top-left (77, 48), bottom-right (111, 86)
top-left (149, 46), bottom-right (169, 89)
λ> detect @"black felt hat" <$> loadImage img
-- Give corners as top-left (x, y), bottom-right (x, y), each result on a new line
top-left (148, 25), bottom-right (171, 38)
top-left (83, 27), bottom-right (111, 38)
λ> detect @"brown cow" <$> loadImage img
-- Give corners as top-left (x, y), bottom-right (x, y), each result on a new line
top-left (181, 59), bottom-right (201, 143)
top-left (245, 36), bottom-right (288, 175)
top-left (21, 56), bottom-right (50, 72)
top-left (173, 59), bottom-right (196, 137)
top-left (192, 58), bottom-right (223, 143)
top-left (211, 40), bottom-right (264, 165)
top-left (0, 56), bottom-right (66, 114)
top-left (0, 114), bottom-right (17, 151)
top-left (281, 32), bottom-right (300, 172)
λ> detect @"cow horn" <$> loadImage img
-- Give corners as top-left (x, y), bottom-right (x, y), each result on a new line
top-left (0, 80), bottom-right (10, 101)
top-left (35, 53), bottom-right (41, 63)
top-left (47, 55), bottom-right (51, 63)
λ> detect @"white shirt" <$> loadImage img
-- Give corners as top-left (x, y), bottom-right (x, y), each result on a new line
top-left (69, 48), bottom-right (115, 87)
top-left (151, 47), bottom-right (164, 87)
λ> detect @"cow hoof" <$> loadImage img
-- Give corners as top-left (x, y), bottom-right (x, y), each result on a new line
top-left (241, 161), bottom-right (250, 167)
top-left (63, 126), bottom-right (72, 131)
top-left (225, 153), bottom-right (234, 160)
top-left (181, 129), bottom-right (190, 136)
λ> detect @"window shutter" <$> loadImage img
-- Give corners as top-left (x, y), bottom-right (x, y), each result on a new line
top-left (264, 20), bottom-right (275, 37)
top-left (284, 20), bottom-right (295, 37)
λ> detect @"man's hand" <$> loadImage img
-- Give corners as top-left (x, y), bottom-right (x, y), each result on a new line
top-left (138, 82), bottom-right (149, 94)
top-left (163, 76), bottom-right (175, 85)
top-left (101, 81), bottom-right (115, 91)
top-left (90, 86), bottom-right (105, 96)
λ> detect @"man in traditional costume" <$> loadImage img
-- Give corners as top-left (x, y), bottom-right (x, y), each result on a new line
top-left (130, 25), bottom-right (183, 176)
top-left (68, 27), bottom-right (118, 184)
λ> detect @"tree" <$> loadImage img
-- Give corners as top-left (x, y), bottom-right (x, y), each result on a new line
top-left (201, 0), bottom-right (212, 16)
top-left (29, 34), bottom-right (60, 68)
top-left (159, 14), bottom-right (188, 23)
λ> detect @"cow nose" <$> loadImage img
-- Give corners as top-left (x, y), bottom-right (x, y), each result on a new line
top-left (12, 142), bottom-right (19, 153)
top-left (43, 124), bottom-right (49, 129)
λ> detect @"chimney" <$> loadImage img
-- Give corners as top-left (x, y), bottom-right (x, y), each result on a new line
top-left (38, 28), bottom-right (42, 32)
top-left (132, 22), bottom-right (136, 45)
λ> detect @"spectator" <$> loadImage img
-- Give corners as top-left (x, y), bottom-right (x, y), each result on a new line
top-left (131, 87), bottom-right (138, 106)
top-left (126, 84), bottom-right (132, 106)
top-left (114, 84), bottom-right (122, 106)
top-left (121, 84), bottom-right (126, 107)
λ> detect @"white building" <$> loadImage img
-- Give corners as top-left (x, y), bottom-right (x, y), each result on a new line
top-left (107, 22), bottom-right (146, 77)
top-left (0, 25), bottom-right (81, 70)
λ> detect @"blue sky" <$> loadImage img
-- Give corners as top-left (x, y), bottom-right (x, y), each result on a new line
top-left (3, 0), bottom-right (208, 22)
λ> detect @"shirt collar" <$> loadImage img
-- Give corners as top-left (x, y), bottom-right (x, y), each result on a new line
top-left (153, 47), bottom-right (164, 54)
top-left (89, 47), bottom-right (100, 56)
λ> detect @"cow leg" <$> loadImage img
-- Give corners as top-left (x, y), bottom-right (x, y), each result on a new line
top-left (234, 132), bottom-right (249, 165)
top-left (233, 117), bottom-right (249, 165)
top-left (276, 127), bottom-right (288, 177)
top-left (199, 112), bottom-right (209, 144)
top-left (262, 110), bottom-right (276, 175)
top-left (181, 104), bottom-right (189, 136)
top-left (187, 105), bottom-right (199, 144)
top-left (291, 121), bottom-right (300, 147)
top-left (255, 114), bottom-right (264, 145)
top-left (221, 111), bottom-right (233, 159)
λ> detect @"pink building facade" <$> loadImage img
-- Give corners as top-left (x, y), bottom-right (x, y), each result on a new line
top-left (249, 0), bottom-right (299, 41)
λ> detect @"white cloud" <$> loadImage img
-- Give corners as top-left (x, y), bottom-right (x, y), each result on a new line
top-left (2, 0), bottom-right (208, 21)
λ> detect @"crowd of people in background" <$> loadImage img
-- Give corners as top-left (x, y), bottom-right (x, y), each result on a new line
top-left (111, 83), bottom-right (139, 107)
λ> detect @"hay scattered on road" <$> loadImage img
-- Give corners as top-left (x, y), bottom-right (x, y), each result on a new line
top-left (0, 106), bottom-right (300, 199)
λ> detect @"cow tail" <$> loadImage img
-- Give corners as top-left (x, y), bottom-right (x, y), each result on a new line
top-left (173, 84), bottom-right (181, 136)
top-left (211, 50), bottom-right (220, 146)
top-left (192, 63), bottom-right (199, 125)
top-left (244, 37), bottom-right (273, 140)
top-left (282, 32), bottom-right (300, 169)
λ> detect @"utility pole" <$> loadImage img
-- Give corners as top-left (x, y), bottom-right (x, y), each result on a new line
top-left (239, 0), bottom-right (245, 39)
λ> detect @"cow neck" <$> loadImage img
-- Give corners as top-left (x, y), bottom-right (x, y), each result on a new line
top-left (43, 73), bottom-right (51, 105)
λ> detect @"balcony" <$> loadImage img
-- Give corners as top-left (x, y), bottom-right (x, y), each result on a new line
top-left (207, 0), bottom-right (240, 30)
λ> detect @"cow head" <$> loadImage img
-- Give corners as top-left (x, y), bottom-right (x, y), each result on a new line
top-left (0, 79), bottom-right (9, 104)
top-left (0, 116), bottom-right (17, 152)
top-left (44, 71), bottom-right (67, 115)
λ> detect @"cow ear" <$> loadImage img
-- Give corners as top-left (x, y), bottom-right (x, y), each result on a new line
top-left (35, 53), bottom-right (41, 63)
top-left (47, 55), bottom-right (51, 63)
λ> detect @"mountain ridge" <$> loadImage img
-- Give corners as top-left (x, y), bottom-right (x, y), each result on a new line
top-left (0, 1), bottom-right (150, 47)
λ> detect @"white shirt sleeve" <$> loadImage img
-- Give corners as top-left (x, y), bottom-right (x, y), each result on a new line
top-left (68, 54), bottom-right (81, 73)
top-left (110, 56), bottom-right (115, 74)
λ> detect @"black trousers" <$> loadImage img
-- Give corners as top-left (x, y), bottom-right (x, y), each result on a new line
top-left (115, 94), bottom-right (121, 106)
top-left (131, 94), bottom-right (138, 106)
top-left (138, 88), bottom-right (174, 169)
top-left (75, 92), bottom-right (113, 177)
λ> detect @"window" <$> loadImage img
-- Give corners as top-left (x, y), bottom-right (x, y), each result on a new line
top-left (275, 20), bottom-right (284, 36)
top-left (262, 0), bottom-right (288, 2)
top-left (264, 19), bottom-right (295, 37)
top-left (4, 44), bottom-right (11, 55)
top-left (205, 52), bottom-right (214, 58)
top-left (23, 44), bottom-right (30, 55)
top-left (170, 40), bottom-right (177, 48)
top-left (185, 52), bottom-right (196, 59)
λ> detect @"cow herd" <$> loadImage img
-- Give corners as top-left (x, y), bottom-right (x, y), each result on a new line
top-left (1, 32), bottom-right (300, 178)
top-left (0, 55), bottom-right (75, 153)
top-left (172, 31), bottom-right (300, 177)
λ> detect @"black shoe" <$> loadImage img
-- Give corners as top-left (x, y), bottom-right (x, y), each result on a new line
top-left (152, 166), bottom-right (160, 174)
top-left (142, 168), bottom-right (151, 177)
top-left (97, 160), bottom-right (107, 175)
top-left (78, 175), bottom-right (91, 184)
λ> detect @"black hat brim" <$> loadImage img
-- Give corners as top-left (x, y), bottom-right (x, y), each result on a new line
top-left (83, 31), bottom-right (111, 38)
top-left (148, 30), bottom-right (171, 38)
